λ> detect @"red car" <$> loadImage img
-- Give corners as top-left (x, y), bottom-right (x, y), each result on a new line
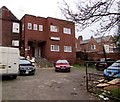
top-left (55, 60), bottom-right (71, 72)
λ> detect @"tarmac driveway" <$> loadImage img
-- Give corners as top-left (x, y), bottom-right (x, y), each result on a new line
top-left (1, 67), bottom-right (99, 100)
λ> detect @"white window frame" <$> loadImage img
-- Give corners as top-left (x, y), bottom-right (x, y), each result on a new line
top-left (12, 40), bottom-right (19, 46)
top-left (12, 22), bottom-right (20, 33)
top-left (33, 24), bottom-right (37, 30)
top-left (28, 23), bottom-right (32, 30)
top-left (50, 25), bottom-right (58, 32)
top-left (91, 44), bottom-right (96, 50)
top-left (39, 25), bottom-right (43, 31)
top-left (64, 46), bottom-right (72, 52)
top-left (63, 28), bottom-right (71, 34)
top-left (51, 45), bottom-right (59, 52)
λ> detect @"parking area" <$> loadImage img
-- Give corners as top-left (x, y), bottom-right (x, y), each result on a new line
top-left (1, 67), bottom-right (100, 100)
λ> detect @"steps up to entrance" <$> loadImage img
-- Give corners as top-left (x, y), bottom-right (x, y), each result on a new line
top-left (35, 57), bottom-right (53, 68)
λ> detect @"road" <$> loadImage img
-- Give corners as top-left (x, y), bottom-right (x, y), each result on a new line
top-left (1, 67), bottom-right (101, 100)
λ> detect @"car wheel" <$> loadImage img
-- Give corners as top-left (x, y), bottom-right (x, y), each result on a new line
top-left (32, 72), bottom-right (35, 75)
top-left (68, 69), bottom-right (71, 72)
top-left (12, 75), bottom-right (17, 79)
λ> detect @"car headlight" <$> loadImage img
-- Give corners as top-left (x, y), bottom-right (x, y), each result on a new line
top-left (19, 67), bottom-right (25, 70)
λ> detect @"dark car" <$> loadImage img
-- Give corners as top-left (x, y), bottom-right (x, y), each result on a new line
top-left (95, 58), bottom-right (115, 71)
top-left (104, 60), bottom-right (120, 80)
top-left (55, 60), bottom-right (71, 72)
top-left (19, 59), bottom-right (36, 75)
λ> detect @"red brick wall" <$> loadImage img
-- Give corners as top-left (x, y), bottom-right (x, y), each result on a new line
top-left (1, 6), bottom-right (20, 47)
top-left (21, 15), bottom-right (76, 64)
top-left (88, 52), bottom-right (120, 61)
top-left (44, 17), bottom-right (76, 64)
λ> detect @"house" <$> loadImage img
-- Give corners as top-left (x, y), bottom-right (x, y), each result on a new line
top-left (0, 6), bottom-right (20, 47)
top-left (76, 35), bottom-right (119, 61)
top-left (77, 35), bottom-right (116, 53)
top-left (20, 14), bottom-right (76, 64)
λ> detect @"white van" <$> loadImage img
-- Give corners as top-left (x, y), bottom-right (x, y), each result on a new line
top-left (0, 46), bottom-right (20, 79)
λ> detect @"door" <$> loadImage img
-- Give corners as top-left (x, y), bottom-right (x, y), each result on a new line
top-left (0, 47), bottom-right (8, 74)
top-left (7, 48), bottom-right (19, 74)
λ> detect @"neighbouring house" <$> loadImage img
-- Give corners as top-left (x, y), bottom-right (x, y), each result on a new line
top-left (76, 35), bottom-right (120, 61)
top-left (77, 35), bottom-right (116, 53)
top-left (20, 14), bottom-right (76, 64)
top-left (0, 6), bottom-right (20, 48)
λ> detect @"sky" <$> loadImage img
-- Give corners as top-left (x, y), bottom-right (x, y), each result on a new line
top-left (0, 0), bottom-right (94, 39)
top-left (0, 0), bottom-right (115, 40)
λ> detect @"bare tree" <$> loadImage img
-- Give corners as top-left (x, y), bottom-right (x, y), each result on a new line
top-left (58, 0), bottom-right (120, 36)
top-left (58, 0), bottom-right (120, 51)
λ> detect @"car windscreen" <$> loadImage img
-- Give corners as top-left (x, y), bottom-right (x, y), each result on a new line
top-left (20, 60), bottom-right (31, 64)
top-left (56, 60), bottom-right (69, 64)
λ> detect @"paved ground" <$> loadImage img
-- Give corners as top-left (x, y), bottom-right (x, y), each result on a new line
top-left (1, 67), bottom-right (101, 100)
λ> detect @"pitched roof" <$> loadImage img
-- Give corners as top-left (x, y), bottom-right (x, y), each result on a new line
top-left (80, 35), bottom-right (112, 44)
top-left (95, 36), bottom-right (111, 43)
top-left (0, 6), bottom-right (18, 21)
top-left (80, 39), bottom-right (89, 44)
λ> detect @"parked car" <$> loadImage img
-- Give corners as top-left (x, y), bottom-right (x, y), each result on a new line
top-left (95, 58), bottom-right (115, 71)
top-left (104, 60), bottom-right (120, 80)
top-left (19, 59), bottom-right (36, 75)
top-left (54, 60), bottom-right (71, 72)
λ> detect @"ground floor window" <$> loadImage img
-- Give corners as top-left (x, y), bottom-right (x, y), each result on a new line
top-left (51, 45), bottom-right (59, 52)
top-left (12, 40), bottom-right (19, 46)
top-left (64, 46), bottom-right (72, 52)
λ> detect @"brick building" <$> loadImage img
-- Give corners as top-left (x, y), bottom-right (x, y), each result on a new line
top-left (77, 35), bottom-right (116, 53)
top-left (20, 14), bottom-right (76, 64)
top-left (76, 35), bottom-right (119, 61)
top-left (0, 6), bottom-right (20, 47)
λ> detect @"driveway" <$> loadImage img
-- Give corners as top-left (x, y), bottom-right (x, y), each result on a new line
top-left (1, 67), bottom-right (100, 100)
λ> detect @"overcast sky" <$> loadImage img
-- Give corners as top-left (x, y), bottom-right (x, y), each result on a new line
top-left (0, 0), bottom-right (107, 40)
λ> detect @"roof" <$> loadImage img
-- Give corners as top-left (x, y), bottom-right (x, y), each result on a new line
top-left (80, 36), bottom-right (112, 44)
top-left (95, 36), bottom-right (112, 43)
top-left (80, 39), bottom-right (89, 44)
top-left (0, 6), bottom-right (19, 21)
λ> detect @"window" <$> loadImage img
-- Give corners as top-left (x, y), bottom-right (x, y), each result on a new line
top-left (51, 45), bottom-right (59, 52)
top-left (28, 23), bottom-right (32, 30)
top-left (39, 25), bottom-right (43, 31)
top-left (22, 24), bottom-right (24, 31)
top-left (50, 37), bottom-right (60, 41)
top-left (50, 25), bottom-right (58, 32)
top-left (91, 44), bottom-right (96, 50)
top-left (12, 40), bottom-right (19, 46)
top-left (64, 46), bottom-right (72, 52)
top-left (33, 24), bottom-right (37, 30)
top-left (63, 28), bottom-right (71, 34)
top-left (12, 22), bottom-right (20, 33)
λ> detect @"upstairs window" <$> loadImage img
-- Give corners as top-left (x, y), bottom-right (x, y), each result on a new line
top-left (22, 24), bottom-right (24, 31)
top-left (50, 25), bottom-right (58, 32)
top-left (28, 23), bottom-right (32, 30)
top-left (63, 28), bottom-right (71, 34)
top-left (64, 46), bottom-right (72, 52)
top-left (39, 25), bottom-right (43, 31)
top-left (12, 22), bottom-right (20, 33)
top-left (33, 24), bottom-right (37, 30)
top-left (91, 44), bottom-right (96, 50)
top-left (51, 45), bottom-right (59, 52)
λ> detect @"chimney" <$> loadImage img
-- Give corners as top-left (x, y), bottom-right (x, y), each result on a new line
top-left (78, 36), bottom-right (83, 42)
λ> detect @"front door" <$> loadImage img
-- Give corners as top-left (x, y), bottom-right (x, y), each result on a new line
top-left (35, 47), bottom-right (41, 57)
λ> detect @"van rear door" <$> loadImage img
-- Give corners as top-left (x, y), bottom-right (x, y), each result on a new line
top-left (7, 47), bottom-right (19, 74)
top-left (0, 47), bottom-right (8, 74)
